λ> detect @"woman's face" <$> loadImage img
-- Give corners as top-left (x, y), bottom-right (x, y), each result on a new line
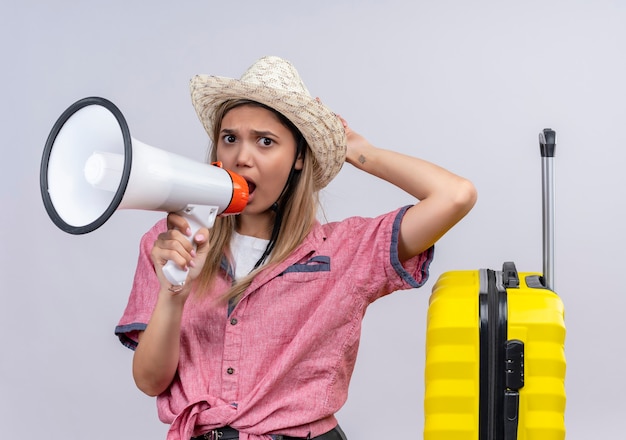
top-left (216, 104), bottom-right (302, 216)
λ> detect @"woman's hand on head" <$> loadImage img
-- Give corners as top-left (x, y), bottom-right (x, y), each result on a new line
top-left (336, 114), bottom-right (373, 166)
top-left (150, 213), bottom-right (210, 297)
top-left (313, 98), bottom-right (372, 165)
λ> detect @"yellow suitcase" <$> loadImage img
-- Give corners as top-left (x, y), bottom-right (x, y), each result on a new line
top-left (424, 130), bottom-right (566, 440)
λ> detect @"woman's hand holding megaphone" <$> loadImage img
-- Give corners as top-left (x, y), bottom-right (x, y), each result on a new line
top-left (151, 212), bottom-right (211, 299)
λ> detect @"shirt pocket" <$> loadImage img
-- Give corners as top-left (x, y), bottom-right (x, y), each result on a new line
top-left (277, 255), bottom-right (331, 283)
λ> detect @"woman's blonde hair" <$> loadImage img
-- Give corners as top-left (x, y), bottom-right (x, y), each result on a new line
top-left (193, 99), bottom-right (320, 303)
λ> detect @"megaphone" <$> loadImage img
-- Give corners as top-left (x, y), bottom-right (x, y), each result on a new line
top-left (40, 96), bottom-right (248, 286)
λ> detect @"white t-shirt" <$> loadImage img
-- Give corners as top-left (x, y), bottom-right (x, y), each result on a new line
top-left (230, 231), bottom-right (270, 280)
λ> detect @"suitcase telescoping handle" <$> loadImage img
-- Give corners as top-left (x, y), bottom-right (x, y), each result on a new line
top-left (539, 128), bottom-right (556, 291)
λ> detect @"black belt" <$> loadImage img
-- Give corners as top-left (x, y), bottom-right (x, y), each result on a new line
top-left (192, 425), bottom-right (344, 440)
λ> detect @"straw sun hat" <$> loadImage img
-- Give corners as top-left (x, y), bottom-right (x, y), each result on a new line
top-left (189, 56), bottom-right (347, 190)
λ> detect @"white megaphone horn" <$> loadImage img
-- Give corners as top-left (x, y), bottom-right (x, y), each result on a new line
top-left (40, 96), bottom-right (249, 286)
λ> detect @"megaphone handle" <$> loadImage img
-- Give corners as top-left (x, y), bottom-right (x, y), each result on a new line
top-left (162, 205), bottom-right (219, 286)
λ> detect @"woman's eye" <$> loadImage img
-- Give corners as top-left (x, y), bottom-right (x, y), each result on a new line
top-left (260, 137), bottom-right (273, 147)
top-left (223, 134), bottom-right (236, 144)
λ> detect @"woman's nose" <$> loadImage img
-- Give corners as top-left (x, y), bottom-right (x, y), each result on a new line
top-left (234, 143), bottom-right (253, 168)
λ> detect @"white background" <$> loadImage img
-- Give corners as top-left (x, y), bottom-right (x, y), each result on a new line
top-left (2, 1), bottom-right (624, 438)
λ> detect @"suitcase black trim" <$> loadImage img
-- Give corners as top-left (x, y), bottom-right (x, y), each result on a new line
top-left (479, 263), bottom-right (525, 440)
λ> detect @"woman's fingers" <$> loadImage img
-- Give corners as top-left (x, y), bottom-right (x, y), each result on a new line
top-left (166, 213), bottom-right (192, 237)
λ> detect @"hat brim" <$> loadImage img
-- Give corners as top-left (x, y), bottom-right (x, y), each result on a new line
top-left (190, 74), bottom-right (346, 190)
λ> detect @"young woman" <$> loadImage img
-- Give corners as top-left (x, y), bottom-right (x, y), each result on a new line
top-left (116, 56), bottom-right (477, 440)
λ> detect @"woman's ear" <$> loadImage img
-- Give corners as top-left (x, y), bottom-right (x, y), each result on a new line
top-left (294, 138), bottom-right (305, 171)
top-left (294, 152), bottom-right (304, 170)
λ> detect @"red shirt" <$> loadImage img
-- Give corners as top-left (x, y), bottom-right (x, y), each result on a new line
top-left (116, 206), bottom-right (434, 440)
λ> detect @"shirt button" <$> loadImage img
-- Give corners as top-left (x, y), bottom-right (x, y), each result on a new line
top-left (227, 367), bottom-right (234, 375)
top-left (230, 318), bottom-right (238, 325)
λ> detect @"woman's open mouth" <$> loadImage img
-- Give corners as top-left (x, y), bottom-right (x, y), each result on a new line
top-left (245, 179), bottom-right (256, 195)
